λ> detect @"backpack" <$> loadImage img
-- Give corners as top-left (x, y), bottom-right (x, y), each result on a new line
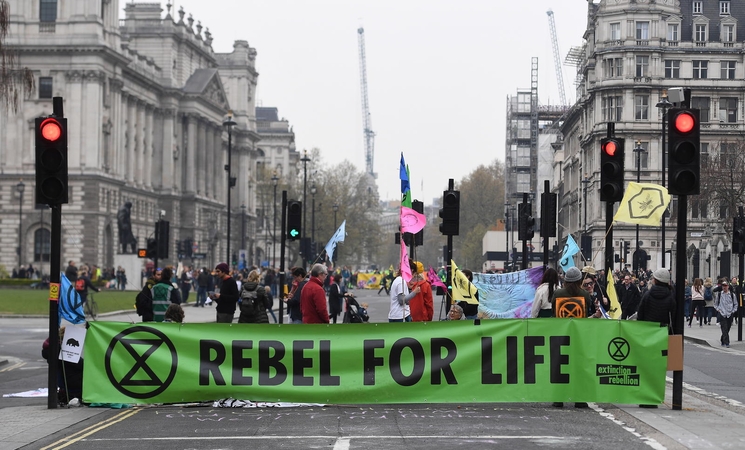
top-left (704, 286), bottom-right (713, 301)
top-left (74, 279), bottom-right (86, 292)
top-left (240, 287), bottom-right (260, 312)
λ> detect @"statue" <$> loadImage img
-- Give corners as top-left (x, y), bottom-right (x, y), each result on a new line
top-left (117, 201), bottom-right (138, 254)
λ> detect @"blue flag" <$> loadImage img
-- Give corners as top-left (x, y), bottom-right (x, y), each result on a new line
top-left (559, 235), bottom-right (580, 272)
top-left (59, 273), bottom-right (85, 325)
top-left (324, 220), bottom-right (346, 262)
top-left (400, 153), bottom-right (411, 208)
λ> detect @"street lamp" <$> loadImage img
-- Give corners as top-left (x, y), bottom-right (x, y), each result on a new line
top-left (300, 149), bottom-right (311, 259)
top-left (310, 181), bottom-right (317, 254)
top-left (223, 111), bottom-right (237, 266)
top-left (271, 171), bottom-right (279, 267)
top-left (240, 204), bottom-right (246, 267)
top-left (16, 180), bottom-right (25, 270)
top-left (633, 141), bottom-right (647, 272)
top-left (656, 92), bottom-right (673, 267)
top-left (504, 201), bottom-right (510, 268)
top-left (333, 203), bottom-right (339, 229)
top-left (581, 175), bottom-right (590, 263)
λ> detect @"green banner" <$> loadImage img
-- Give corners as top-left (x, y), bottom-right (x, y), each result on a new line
top-left (83, 319), bottom-right (668, 405)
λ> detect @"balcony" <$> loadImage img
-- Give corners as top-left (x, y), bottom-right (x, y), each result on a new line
top-left (667, 41), bottom-right (679, 47)
top-left (695, 41), bottom-right (707, 47)
top-left (39, 22), bottom-right (55, 33)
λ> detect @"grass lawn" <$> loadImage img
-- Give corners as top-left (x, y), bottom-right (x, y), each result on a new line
top-left (0, 289), bottom-right (138, 315)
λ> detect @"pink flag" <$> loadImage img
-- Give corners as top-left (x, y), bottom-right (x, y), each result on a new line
top-left (400, 206), bottom-right (427, 234)
top-left (400, 242), bottom-right (412, 282)
top-left (427, 266), bottom-right (447, 290)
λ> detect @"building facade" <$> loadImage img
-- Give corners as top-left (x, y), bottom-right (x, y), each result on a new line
top-left (1, 0), bottom-right (298, 275)
top-left (558, 0), bottom-right (743, 278)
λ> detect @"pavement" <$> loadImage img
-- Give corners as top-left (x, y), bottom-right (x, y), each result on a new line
top-left (1, 306), bottom-right (744, 450)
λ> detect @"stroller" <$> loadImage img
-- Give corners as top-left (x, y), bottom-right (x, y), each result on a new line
top-left (342, 294), bottom-right (369, 323)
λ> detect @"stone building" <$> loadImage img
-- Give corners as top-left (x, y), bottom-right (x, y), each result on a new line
top-left (1, 0), bottom-right (298, 276)
top-left (558, 0), bottom-right (744, 279)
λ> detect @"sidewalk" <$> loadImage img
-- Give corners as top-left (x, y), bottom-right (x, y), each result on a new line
top-left (681, 316), bottom-right (745, 349)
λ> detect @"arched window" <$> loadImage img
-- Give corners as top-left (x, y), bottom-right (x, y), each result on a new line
top-left (34, 228), bottom-right (51, 262)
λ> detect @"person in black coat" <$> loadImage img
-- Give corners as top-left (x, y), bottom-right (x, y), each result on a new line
top-left (637, 268), bottom-right (676, 329)
top-left (328, 273), bottom-right (344, 324)
top-left (615, 273), bottom-right (641, 319)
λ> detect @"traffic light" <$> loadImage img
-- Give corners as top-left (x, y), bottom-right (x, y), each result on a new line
top-left (146, 238), bottom-right (158, 259)
top-left (176, 240), bottom-right (184, 258)
top-left (517, 202), bottom-right (534, 241)
top-left (438, 190), bottom-right (460, 235)
top-left (287, 200), bottom-right (302, 241)
top-left (156, 220), bottom-right (169, 259)
top-left (600, 137), bottom-right (625, 202)
top-left (35, 116), bottom-right (68, 205)
top-left (541, 192), bottom-right (557, 238)
top-left (183, 238), bottom-right (193, 258)
top-left (734, 217), bottom-right (745, 254)
top-left (623, 241), bottom-right (630, 261)
top-left (668, 108), bottom-right (700, 195)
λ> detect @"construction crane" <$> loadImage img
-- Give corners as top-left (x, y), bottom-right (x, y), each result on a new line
top-left (546, 9), bottom-right (568, 106)
top-left (357, 27), bottom-right (377, 179)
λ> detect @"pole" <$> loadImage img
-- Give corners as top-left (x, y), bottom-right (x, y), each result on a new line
top-left (661, 112), bottom-right (667, 268)
top-left (504, 202), bottom-right (510, 269)
top-left (17, 184), bottom-right (24, 270)
top-left (672, 194), bottom-right (688, 410)
top-left (223, 114), bottom-right (236, 265)
top-left (272, 177), bottom-right (278, 267)
top-left (634, 142), bottom-right (645, 272)
top-left (739, 206), bottom-right (744, 342)
top-left (605, 124), bottom-right (615, 273)
top-left (300, 150), bottom-right (310, 261)
top-left (522, 193), bottom-right (529, 270)
top-left (279, 190), bottom-right (288, 324)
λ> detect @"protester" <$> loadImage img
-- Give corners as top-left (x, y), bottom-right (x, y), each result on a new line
top-left (151, 267), bottom-right (182, 322)
top-left (135, 268), bottom-right (161, 322)
top-left (531, 267), bottom-right (559, 318)
top-left (328, 273), bottom-right (344, 324)
top-left (264, 286), bottom-right (278, 323)
top-left (163, 303), bottom-right (185, 323)
top-left (715, 280), bottom-right (738, 348)
top-left (458, 269), bottom-right (479, 320)
top-left (447, 304), bottom-right (464, 320)
top-left (301, 264), bottom-right (330, 324)
top-left (409, 261), bottom-right (434, 321)
top-left (689, 278), bottom-right (706, 328)
top-left (616, 273), bottom-right (641, 319)
top-left (388, 262), bottom-right (420, 322)
top-left (285, 267), bottom-right (306, 324)
top-left (238, 271), bottom-right (269, 324)
top-left (637, 268), bottom-right (676, 328)
top-left (210, 262), bottom-right (238, 323)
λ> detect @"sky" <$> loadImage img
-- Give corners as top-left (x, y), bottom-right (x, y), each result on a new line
top-left (127, 0), bottom-right (590, 203)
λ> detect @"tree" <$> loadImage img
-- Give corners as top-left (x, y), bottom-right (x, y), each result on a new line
top-left (1, 1), bottom-right (34, 111)
top-left (696, 139), bottom-right (745, 228)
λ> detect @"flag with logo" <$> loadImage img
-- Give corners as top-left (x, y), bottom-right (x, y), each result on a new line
top-left (427, 266), bottom-right (447, 290)
top-left (451, 260), bottom-right (479, 304)
top-left (606, 269), bottom-right (622, 319)
top-left (559, 234), bottom-right (580, 271)
top-left (59, 273), bottom-right (85, 325)
top-left (613, 182), bottom-right (671, 226)
top-left (400, 206), bottom-right (426, 234)
top-left (400, 153), bottom-right (412, 208)
top-left (324, 220), bottom-right (346, 261)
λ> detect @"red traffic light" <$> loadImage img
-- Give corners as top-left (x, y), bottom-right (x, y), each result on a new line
top-left (40, 118), bottom-right (62, 142)
top-left (602, 140), bottom-right (617, 156)
top-left (673, 111), bottom-right (695, 134)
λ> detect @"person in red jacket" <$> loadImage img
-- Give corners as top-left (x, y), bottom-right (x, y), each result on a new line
top-left (408, 261), bottom-right (434, 321)
top-left (301, 264), bottom-right (330, 323)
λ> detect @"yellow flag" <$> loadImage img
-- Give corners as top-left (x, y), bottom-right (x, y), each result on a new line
top-left (451, 260), bottom-right (479, 304)
top-left (613, 182), bottom-right (671, 226)
top-left (606, 269), bottom-right (622, 320)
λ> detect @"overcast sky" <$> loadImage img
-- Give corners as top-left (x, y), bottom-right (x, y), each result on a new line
top-left (130, 0), bottom-right (590, 203)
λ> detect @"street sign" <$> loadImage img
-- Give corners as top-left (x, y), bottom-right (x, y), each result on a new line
top-left (193, 253), bottom-right (207, 260)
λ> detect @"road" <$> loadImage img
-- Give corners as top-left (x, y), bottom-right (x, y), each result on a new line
top-left (1, 288), bottom-right (745, 449)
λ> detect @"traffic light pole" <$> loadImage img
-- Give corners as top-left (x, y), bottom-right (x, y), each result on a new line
top-left (278, 191), bottom-right (288, 324)
top-left (522, 193), bottom-right (529, 270)
top-left (739, 206), bottom-right (744, 342)
top-left (604, 125), bottom-right (615, 273)
top-left (47, 96), bottom-right (65, 409)
top-left (672, 194), bottom-right (688, 411)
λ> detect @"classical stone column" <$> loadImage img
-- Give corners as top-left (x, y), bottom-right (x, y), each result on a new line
top-left (126, 96), bottom-right (136, 184)
top-left (109, 79), bottom-right (124, 175)
top-left (144, 105), bottom-right (154, 189)
top-left (185, 114), bottom-right (197, 193)
top-left (161, 109), bottom-right (176, 191)
top-left (196, 118), bottom-right (206, 196)
top-left (205, 123), bottom-right (215, 198)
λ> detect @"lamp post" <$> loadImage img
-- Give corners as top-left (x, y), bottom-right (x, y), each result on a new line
top-left (240, 204), bottom-right (246, 268)
top-left (310, 181), bottom-right (317, 255)
top-left (333, 203), bottom-right (339, 229)
top-left (271, 171), bottom-right (279, 267)
top-left (16, 181), bottom-right (25, 270)
top-left (633, 141), bottom-right (646, 272)
top-left (504, 201), bottom-right (510, 268)
top-left (300, 150), bottom-right (311, 260)
top-left (223, 112), bottom-right (237, 266)
top-left (656, 92), bottom-right (673, 267)
top-left (581, 175), bottom-right (590, 263)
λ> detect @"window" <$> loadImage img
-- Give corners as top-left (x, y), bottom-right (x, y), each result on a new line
top-left (692, 200), bottom-right (700, 219)
top-left (691, 97), bottom-right (710, 122)
top-left (693, 1), bottom-right (702, 14)
top-left (720, 142), bottom-right (736, 167)
top-left (610, 22), bottom-right (621, 40)
top-left (39, 0), bottom-right (57, 22)
top-left (636, 22), bottom-right (649, 40)
top-left (634, 142), bottom-right (649, 169)
top-left (695, 24), bottom-right (707, 42)
top-left (516, 173), bottom-right (531, 193)
top-left (720, 1), bottom-right (731, 15)
top-left (721, 61), bottom-right (736, 80)
top-left (38, 77), bottom-right (52, 98)
top-left (636, 56), bottom-right (649, 77)
top-left (603, 95), bottom-right (623, 122)
top-left (722, 24), bottom-right (735, 42)
top-left (693, 60), bottom-right (708, 79)
top-left (517, 119), bottom-right (530, 139)
top-left (667, 24), bottom-right (679, 41)
top-left (34, 228), bottom-right (51, 262)
top-left (664, 60), bottom-right (680, 78)
top-left (701, 143), bottom-right (710, 168)
top-left (606, 58), bottom-right (623, 77)
top-left (516, 146), bottom-right (531, 166)
top-left (719, 97), bottom-right (737, 122)
top-left (635, 95), bottom-right (649, 120)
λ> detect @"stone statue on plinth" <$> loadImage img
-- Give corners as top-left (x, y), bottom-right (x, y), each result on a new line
top-left (117, 201), bottom-right (138, 254)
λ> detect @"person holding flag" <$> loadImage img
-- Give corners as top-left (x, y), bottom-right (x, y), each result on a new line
top-left (408, 261), bottom-right (433, 321)
top-left (388, 259), bottom-right (420, 322)
top-left (450, 260), bottom-right (479, 316)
